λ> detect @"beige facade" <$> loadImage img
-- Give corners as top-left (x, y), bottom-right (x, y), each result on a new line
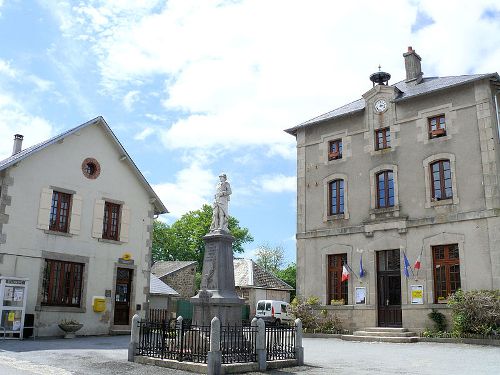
top-left (0, 117), bottom-right (167, 336)
top-left (286, 48), bottom-right (500, 331)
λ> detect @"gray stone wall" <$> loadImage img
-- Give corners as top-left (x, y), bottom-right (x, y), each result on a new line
top-left (161, 264), bottom-right (197, 299)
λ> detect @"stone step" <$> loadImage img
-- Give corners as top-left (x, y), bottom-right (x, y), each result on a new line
top-left (353, 330), bottom-right (416, 337)
top-left (341, 334), bottom-right (419, 343)
top-left (363, 327), bottom-right (408, 333)
top-left (110, 329), bottom-right (131, 335)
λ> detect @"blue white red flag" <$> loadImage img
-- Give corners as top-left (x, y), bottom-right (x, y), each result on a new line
top-left (403, 253), bottom-right (411, 278)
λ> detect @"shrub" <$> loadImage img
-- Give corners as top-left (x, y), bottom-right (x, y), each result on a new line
top-left (289, 296), bottom-right (343, 332)
top-left (428, 309), bottom-right (447, 332)
top-left (448, 289), bottom-right (500, 335)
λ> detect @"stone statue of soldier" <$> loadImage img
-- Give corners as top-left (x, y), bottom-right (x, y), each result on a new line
top-left (210, 173), bottom-right (232, 232)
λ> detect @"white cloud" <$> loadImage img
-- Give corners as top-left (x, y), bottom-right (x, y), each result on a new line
top-left (152, 162), bottom-right (216, 218)
top-left (0, 59), bottom-right (17, 78)
top-left (134, 127), bottom-right (155, 141)
top-left (123, 90), bottom-right (140, 111)
top-left (257, 174), bottom-right (296, 193)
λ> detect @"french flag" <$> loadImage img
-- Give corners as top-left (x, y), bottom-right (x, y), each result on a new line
top-left (414, 255), bottom-right (421, 271)
top-left (341, 265), bottom-right (350, 282)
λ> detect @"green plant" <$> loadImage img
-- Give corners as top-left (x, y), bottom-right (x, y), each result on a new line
top-left (60, 319), bottom-right (80, 325)
top-left (448, 289), bottom-right (500, 335)
top-left (428, 309), bottom-right (447, 332)
top-left (289, 295), bottom-right (321, 330)
top-left (306, 296), bottom-right (320, 306)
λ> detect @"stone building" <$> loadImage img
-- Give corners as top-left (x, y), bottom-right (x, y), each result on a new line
top-left (0, 117), bottom-right (167, 337)
top-left (151, 261), bottom-right (197, 299)
top-left (285, 47), bottom-right (500, 331)
top-left (233, 259), bottom-right (293, 317)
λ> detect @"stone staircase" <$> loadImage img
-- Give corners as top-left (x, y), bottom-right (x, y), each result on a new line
top-left (341, 327), bottom-right (419, 343)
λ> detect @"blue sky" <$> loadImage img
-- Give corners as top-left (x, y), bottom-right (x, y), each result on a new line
top-left (0, 0), bottom-right (499, 264)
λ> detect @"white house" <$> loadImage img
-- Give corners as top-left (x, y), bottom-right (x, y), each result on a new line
top-left (0, 117), bottom-right (167, 337)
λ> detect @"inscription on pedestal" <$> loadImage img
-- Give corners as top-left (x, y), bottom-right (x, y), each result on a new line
top-left (202, 245), bottom-right (218, 289)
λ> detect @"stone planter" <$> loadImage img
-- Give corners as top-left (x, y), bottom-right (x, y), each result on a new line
top-left (58, 323), bottom-right (83, 339)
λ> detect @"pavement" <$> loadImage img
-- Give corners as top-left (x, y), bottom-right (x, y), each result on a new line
top-left (0, 335), bottom-right (499, 374)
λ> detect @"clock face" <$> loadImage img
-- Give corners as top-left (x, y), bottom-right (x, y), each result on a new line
top-left (374, 99), bottom-right (388, 113)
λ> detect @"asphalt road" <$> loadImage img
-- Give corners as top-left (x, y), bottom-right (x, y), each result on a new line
top-left (0, 335), bottom-right (499, 374)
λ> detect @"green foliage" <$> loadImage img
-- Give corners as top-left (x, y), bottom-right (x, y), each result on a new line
top-left (152, 204), bottom-right (253, 269)
top-left (255, 244), bottom-right (285, 274)
top-left (289, 295), bottom-right (343, 333)
top-left (448, 289), bottom-right (500, 335)
top-left (275, 263), bottom-right (296, 299)
top-left (428, 309), bottom-right (447, 332)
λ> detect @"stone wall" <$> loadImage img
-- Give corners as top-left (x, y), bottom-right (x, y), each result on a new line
top-left (162, 264), bottom-right (197, 299)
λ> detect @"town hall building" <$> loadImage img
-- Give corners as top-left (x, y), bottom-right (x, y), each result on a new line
top-left (286, 47), bottom-right (500, 330)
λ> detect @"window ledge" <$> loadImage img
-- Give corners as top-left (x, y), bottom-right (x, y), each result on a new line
top-left (36, 305), bottom-right (86, 313)
top-left (43, 230), bottom-right (73, 237)
top-left (326, 157), bottom-right (346, 165)
top-left (430, 198), bottom-right (453, 207)
top-left (326, 213), bottom-right (346, 221)
top-left (373, 147), bottom-right (392, 154)
top-left (369, 205), bottom-right (399, 214)
top-left (98, 238), bottom-right (123, 245)
top-left (428, 134), bottom-right (450, 142)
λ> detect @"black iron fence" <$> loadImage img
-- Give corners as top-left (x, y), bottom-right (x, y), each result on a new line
top-left (265, 325), bottom-right (296, 361)
top-left (221, 325), bottom-right (258, 364)
top-left (147, 309), bottom-right (170, 323)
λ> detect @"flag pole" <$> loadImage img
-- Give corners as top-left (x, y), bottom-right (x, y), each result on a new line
top-left (402, 249), bottom-right (416, 279)
top-left (345, 263), bottom-right (360, 280)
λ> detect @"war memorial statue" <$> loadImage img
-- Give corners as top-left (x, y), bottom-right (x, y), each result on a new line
top-left (191, 174), bottom-right (244, 326)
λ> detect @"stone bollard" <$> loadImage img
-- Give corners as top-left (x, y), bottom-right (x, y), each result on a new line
top-left (128, 314), bottom-right (140, 362)
top-left (207, 317), bottom-right (222, 375)
top-left (256, 318), bottom-right (267, 371)
top-left (294, 318), bottom-right (304, 366)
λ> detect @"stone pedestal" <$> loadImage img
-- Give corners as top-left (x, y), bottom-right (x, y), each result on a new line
top-left (191, 231), bottom-right (244, 326)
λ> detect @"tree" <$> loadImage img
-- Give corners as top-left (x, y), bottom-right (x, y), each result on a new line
top-left (255, 244), bottom-right (285, 275)
top-left (152, 204), bottom-right (253, 270)
top-left (276, 263), bottom-right (297, 300)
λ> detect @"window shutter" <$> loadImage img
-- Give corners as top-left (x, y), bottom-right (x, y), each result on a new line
top-left (119, 205), bottom-right (130, 243)
top-left (37, 188), bottom-right (53, 230)
top-left (92, 199), bottom-right (105, 238)
top-left (69, 194), bottom-right (83, 235)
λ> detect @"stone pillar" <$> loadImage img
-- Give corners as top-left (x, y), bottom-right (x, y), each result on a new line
top-left (191, 231), bottom-right (244, 326)
top-left (128, 314), bottom-right (140, 362)
top-left (255, 318), bottom-right (267, 371)
top-left (207, 317), bottom-right (222, 375)
top-left (295, 318), bottom-right (304, 366)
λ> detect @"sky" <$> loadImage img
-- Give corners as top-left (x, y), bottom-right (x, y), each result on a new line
top-left (0, 0), bottom-right (499, 264)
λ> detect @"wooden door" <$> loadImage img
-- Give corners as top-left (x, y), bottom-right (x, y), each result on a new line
top-left (114, 268), bottom-right (133, 325)
top-left (377, 250), bottom-right (402, 327)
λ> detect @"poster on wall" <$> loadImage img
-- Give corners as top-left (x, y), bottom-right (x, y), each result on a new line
top-left (3, 286), bottom-right (13, 301)
top-left (411, 285), bottom-right (424, 304)
top-left (355, 287), bottom-right (366, 304)
top-left (13, 287), bottom-right (24, 302)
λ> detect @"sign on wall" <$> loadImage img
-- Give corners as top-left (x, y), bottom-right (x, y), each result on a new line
top-left (411, 285), bottom-right (424, 304)
top-left (355, 287), bottom-right (366, 305)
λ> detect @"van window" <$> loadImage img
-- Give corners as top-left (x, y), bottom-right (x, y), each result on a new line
top-left (281, 304), bottom-right (287, 313)
top-left (265, 302), bottom-right (271, 311)
top-left (257, 302), bottom-right (265, 311)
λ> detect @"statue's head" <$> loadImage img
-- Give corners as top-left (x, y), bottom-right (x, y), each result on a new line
top-left (219, 173), bottom-right (227, 181)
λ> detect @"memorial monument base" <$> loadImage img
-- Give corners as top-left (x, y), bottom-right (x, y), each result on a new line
top-left (191, 231), bottom-right (244, 327)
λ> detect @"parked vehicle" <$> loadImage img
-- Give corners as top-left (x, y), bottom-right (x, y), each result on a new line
top-left (255, 300), bottom-right (293, 325)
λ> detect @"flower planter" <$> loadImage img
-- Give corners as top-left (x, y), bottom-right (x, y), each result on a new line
top-left (58, 323), bottom-right (83, 339)
top-left (430, 128), bottom-right (446, 137)
top-left (328, 151), bottom-right (340, 160)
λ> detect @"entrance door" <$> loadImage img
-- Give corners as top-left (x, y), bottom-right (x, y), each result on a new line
top-left (114, 268), bottom-right (133, 325)
top-left (377, 250), bottom-right (402, 327)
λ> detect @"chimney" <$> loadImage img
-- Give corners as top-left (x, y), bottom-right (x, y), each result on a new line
top-left (403, 46), bottom-right (423, 84)
top-left (12, 134), bottom-right (23, 155)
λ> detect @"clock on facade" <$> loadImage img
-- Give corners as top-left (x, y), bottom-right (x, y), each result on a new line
top-left (374, 99), bottom-right (388, 113)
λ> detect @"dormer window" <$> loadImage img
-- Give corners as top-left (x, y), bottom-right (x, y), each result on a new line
top-left (429, 115), bottom-right (446, 139)
top-left (328, 139), bottom-right (343, 161)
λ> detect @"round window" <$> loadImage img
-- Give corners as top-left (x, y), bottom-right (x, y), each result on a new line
top-left (82, 158), bottom-right (101, 179)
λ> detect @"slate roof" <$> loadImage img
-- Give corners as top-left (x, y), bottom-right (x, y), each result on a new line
top-left (285, 73), bottom-right (500, 135)
top-left (150, 274), bottom-right (179, 295)
top-left (151, 261), bottom-right (197, 278)
top-left (0, 116), bottom-right (168, 214)
top-left (234, 259), bottom-right (294, 291)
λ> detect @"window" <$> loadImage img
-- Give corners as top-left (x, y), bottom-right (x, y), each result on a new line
top-left (428, 115), bottom-right (446, 138)
top-left (102, 202), bottom-right (121, 240)
top-left (329, 179), bottom-right (344, 215)
top-left (327, 254), bottom-right (348, 305)
top-left (430, 160), bottom-right (452, 200)
top-left (433, 244), bottom-right (460, 302)
top-left (328, 139), bottom-right (342, 161)
top-left (376, 170), bottom-right (394, 208)
top-left (375, 128), bottom-right (391, 150)
top-left (41, 259), bottom-right (84, 307)
top-left (49, 191), bottom-right (72, 232)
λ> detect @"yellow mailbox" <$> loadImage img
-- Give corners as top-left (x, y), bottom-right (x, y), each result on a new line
top-left (93, 297), bottom-right (106, 312)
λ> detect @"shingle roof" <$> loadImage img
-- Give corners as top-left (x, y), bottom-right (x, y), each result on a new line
top-left (285, 73), bottom-right (499, 135)
top-left (0, 116), bottom-right (168, 214)
top-left (150, 274), bottom-right (179, 295)
top-left (234, 259), bottom-right (294, 290)
top-left (151, 261), bottom-right (197, 278)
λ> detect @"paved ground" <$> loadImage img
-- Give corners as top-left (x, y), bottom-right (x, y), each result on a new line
top-left (0, 335), bottom-right (499, 374)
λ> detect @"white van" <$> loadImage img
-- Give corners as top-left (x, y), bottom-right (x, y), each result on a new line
top-left (255, 300), bottom-right (293, 325)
